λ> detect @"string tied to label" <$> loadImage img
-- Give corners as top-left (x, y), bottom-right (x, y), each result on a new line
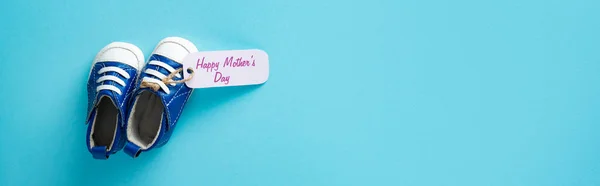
top-left (140, 68), bottom-right (194, 92)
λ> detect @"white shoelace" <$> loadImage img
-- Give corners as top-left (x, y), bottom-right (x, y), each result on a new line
top-left (96, 66), bottom-right (131, 95)
top-left (141, 60), bottom-right (182, 94)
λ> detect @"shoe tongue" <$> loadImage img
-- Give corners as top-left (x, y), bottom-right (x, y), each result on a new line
top-left (95, 89), bottom-right (116, 104)
top-left (93, 90), bottom-right (124, 122)
top-left (134, 88), bottom-right (169, 116)
top-left (87, 90), bottom-right (120, 125)
top-left (133, 88), bottom-right (173, 130)
top-left (137, 87), bottom-right (167, 101)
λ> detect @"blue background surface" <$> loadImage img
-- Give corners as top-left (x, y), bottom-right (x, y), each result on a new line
top-left (1, 0), bottom-right (599, 185)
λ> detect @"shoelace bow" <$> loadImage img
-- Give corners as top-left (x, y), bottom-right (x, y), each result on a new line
top-left (140, 63), bottom-right (194, 94)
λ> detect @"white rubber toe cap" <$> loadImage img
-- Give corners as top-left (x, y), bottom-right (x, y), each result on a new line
top-left (94, 42), bottom-right (145, 70)
top-left (152, 37), bottom-right (198, 64)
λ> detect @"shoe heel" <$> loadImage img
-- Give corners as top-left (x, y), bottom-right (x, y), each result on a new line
top-left (124, 142), bottom-right (142, 158)
top-left (90, 146), bottom-right (109, 159)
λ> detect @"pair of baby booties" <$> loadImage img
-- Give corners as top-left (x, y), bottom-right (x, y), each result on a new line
top-left (86, 37), bottom-right (197, 159)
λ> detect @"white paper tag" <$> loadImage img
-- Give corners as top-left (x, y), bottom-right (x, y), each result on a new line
top-left (182, 49), bottom-right (269, 88)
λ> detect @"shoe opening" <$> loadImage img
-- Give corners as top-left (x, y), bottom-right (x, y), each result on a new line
top-left (127, 91), bottom-right (163, 149)
top-left (90, 96), bottom-right (118, 150)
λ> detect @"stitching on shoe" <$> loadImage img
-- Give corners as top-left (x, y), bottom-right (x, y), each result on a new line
top-left (92, 64), bottom-right (98, 105)
top-left (121, 85), bottom-right (134, 108)
top-left (168, 91), bottom-right (189, 106)
top-left (172, 89), bottom-right (192, 126)
top-left (167, 84), bottom-right (185, 106)
top-left (120, 69), bottom-right (137, 108)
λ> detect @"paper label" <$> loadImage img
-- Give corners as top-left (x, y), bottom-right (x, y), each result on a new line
top-left (182, 49), bottom-right (269, 88)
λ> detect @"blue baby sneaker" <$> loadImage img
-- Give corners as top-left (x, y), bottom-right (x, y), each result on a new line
top-left (124, 37), bottom-right (198, 158)
top-left (86, 42), bottom-right (145, 159)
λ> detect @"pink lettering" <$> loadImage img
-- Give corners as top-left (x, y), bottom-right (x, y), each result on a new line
top-left (196, 58), bottom-right (203, 69)
top-left (222, 56), bottom-right (252, 68)
top-left (223, 57), bottom-right (233, 67)
top-left (196, 57), bottom-right (219, 72)
top-left (213, 72), bottom-right (230, 85)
